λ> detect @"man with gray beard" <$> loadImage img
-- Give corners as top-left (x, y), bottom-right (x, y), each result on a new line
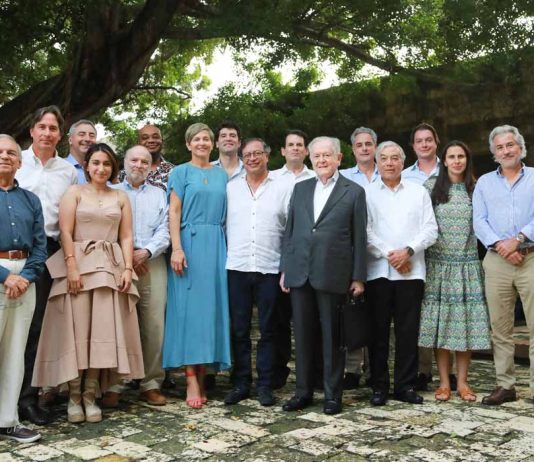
top-left (104, 145), bottom-right (170, 407)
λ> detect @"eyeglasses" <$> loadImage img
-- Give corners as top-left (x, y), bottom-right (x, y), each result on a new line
top-left (242, 150), bottom-right (265, 160)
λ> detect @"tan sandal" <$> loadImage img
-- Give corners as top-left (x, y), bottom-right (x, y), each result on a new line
top-left (457, 386), bottom-right (476, 402)
top-left (435, 387), bottom-right (451, 401)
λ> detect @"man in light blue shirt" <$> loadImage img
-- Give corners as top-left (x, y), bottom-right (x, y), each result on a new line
top-left (402, 123), bottom-right (441, 185)
top-left (473, 125), bottom-right (534, 406)
top-left (106, 145), bottom-right (170, 407)
top-left (340, 126), bottom-right (380, 187)
top-left (65, 120), bottom-right (97, 185)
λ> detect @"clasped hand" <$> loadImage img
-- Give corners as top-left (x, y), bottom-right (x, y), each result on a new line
top-left (3, 274), bottom-right (30, 299)
top-left (388, 248), bottom-right (412, 274)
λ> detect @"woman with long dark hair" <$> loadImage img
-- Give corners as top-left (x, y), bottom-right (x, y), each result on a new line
top-left (418, 140), bottom-right (491, 401)
top-left (32, 144), bottom-right (144, 423)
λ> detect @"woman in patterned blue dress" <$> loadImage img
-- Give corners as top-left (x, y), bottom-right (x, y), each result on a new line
top-left (418, 141), bottom-right (491, 402)
top-left (162, 123), bottom-right (231, 409)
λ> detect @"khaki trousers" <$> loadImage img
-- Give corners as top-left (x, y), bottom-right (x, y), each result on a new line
top-left (0, 259), bottom-right (36, 427)
top-left (483, 251), bottom-right (534, 393)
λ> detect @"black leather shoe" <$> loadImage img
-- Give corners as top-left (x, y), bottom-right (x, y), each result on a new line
top-left (482, 386), bottom-right (517, 405)
top-left (18, 404), bottom-right (52, 426)
top-left (343, 373), bottom-right (361, 390)
top-left (394, 388), bottom-right (424, 404)
top-left (323, 399), bottom-right (342, 415)
top-left (161, 373), bottom-right (177, 390)
top-left (282, 396), bottom-right (313, 412)
top-left (370, 390), bottom-right (388, 406)
top-left (204, 374), bottom-right (216, 391)
top-left (415, 373), bottom-right (432, 391)
top-left (224, 388), bottom-right (250, 405)
top-left (257, 387), bottom-right (275, 406)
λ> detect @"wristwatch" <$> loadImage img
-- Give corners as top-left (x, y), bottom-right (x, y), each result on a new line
top-left (405, 246), bottom-right (415, 256)
top-left (516, 233), bottom-right (526, 244)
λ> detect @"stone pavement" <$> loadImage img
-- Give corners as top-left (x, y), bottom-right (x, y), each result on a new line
top-left (1, 355), bottom-right (534, 462)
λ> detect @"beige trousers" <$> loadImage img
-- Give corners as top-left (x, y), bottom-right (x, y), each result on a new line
top-left (109, 255), bottom-right (167, 393)
top-left (0, 259), bottom-right (36, 427)
top-left (483, 251), bottom-right (534, 393)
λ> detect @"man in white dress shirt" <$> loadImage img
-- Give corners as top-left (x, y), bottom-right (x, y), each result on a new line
top-left (104, 146), bottom-right (170, 407)
top-left (366, 141), bottom-right (437, 406)
top-left (15, 106), bottom-right (78, 425)
top-left (270, 129), bottom-right (316, 389)
top-left (225, 138), bottom-right (292, 407)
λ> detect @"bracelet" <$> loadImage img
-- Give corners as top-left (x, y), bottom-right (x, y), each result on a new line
top-left (172, 248), bottom-right (184, 253)
top-left (124, 267), bottom-right (133, 272)
top-left (64, 254), bottom-right (75, 261)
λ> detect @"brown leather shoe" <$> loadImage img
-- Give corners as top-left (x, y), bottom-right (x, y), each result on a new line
top-left (140, 389), bottom-right (167, 406)
top-left (482, 386), bottom-right (516, 405)
top-left (101, 391), bottom-right (121, 409)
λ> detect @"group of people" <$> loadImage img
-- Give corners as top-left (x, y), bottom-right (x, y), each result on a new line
top-left (0, 105), bottom-right (533, 445)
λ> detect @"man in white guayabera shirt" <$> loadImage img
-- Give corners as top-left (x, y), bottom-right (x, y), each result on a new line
top-left (366, 141), bottom-right (437, 407)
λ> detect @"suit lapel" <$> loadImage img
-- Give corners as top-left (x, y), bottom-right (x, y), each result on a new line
top-left (304, 179), bottom-right (316, 224)
top-left (315, 175), bottom-right (349, 225)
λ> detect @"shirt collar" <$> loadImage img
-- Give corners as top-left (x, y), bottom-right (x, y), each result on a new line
top-left (316, 169), bottom-right (339, 185)
top-left (496, 163), bottom-right (525, 178)
top-left (123, 178), bottom-right (147, 191)
top-left (66, 153), bottom-right (83, 169)
top-left (0, 178), bottom-right (19, 192)
top-left (28, 144), bottom-right (58, 165)
top-left (410, 157), bottom-right (441, 172)
top-left (379, 178), bottom-right (404, 192)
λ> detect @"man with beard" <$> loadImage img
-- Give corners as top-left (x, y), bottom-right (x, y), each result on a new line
top-left (104, 145), bottom-right (170, 407)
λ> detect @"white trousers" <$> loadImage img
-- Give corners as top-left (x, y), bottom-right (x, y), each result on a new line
top-left (0, 258), bottom-right (36, 427)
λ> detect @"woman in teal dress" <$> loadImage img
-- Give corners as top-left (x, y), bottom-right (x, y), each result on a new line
top-left (418, 141), bottom-right (491, 402)
top-left (162, 123), bottom-right (231, 409)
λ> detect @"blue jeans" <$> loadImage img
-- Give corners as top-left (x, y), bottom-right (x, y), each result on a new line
top-left (227, 271), bottom-right (279, 390)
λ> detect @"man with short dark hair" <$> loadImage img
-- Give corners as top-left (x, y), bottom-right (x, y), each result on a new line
top-left (15, 105), bottom-right (78, 425)
top-left (0, 135), bottom-right (47, 443)
top-left (212, 120), bottom-right (244, 181)
top-left (65, 120), bottom-right (97, 184)
top-left (270, 129), bottom-right (316, 389)
top-left (474, 125), bottom-right (534, 406)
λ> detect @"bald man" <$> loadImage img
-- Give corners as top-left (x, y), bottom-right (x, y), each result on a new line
top-left (106, 146), bottom-right (170, 406)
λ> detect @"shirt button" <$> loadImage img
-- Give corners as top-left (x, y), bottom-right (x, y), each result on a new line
top-left (11, 223), bottom-right (15, 226)
top-left (312, 228), bottom-right (316, 232)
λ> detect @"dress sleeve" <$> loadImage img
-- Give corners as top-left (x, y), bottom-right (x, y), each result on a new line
top-left (167, 165), bottom-right (186, 202)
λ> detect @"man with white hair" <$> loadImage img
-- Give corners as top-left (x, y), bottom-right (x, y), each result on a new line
top-left (104, 145), bottom-right (170, 407)
top-left (0, 135), bottom-right (46, 443)
top-left (280, 136), bottom-right (367, 415)
top-left (366, 141), bottom-right (437, 406)
top-left (473, 125), bottom-right (534, 406)
top-left (65, 120), bottom-right (97, 185)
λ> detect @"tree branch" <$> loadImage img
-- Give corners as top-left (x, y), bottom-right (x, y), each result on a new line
top-left (134, 85), bottom-right (191, 98)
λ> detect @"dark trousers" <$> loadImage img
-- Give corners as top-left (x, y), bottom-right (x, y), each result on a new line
top-left (273, 289), bottom-right (323, 382)
top-left (291, 282), bottom-right (345, 401)
top-left (19, 238), bottom-right (60, 408)
top-left (367, 278), bottom-right (424, 394)
top-left (272, 289), bottom-right (292, 380)
top-left (228, 270), bottom-right (279, 390)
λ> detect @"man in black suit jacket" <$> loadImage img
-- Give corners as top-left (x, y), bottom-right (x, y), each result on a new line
top-left (279, 136), bottom-right (367, 415)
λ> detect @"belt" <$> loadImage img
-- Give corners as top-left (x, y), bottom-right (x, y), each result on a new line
top-left (520, 247), bottom-right (534, 256)
top-left (0, 250), bottom-right (29, 260)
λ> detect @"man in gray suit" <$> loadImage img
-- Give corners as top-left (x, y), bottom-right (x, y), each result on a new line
top-left (280, 136), bottom-right (367, 415)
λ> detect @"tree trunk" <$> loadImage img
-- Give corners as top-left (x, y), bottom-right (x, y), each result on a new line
top-left (0, 0), bottom-right (183, 146)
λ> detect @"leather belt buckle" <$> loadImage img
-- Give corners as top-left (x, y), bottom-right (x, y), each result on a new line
top-left (7, 250), bottom-right (26, 260)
